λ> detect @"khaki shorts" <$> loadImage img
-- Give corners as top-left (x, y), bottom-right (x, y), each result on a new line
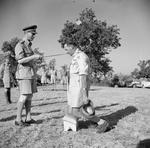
top-left (18, 79), bottom-right (37, 95)
top-left (3, 78), bottom-right (11, 88)
top-left (67, 74), bottom-right (83, 108)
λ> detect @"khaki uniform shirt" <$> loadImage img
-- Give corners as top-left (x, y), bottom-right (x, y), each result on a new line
top-left (41, 67), bottom-right (47, 84)
top-left (67, 49), bottom-right (90, 108)
top-left (0, 62), bottom-right (12, 88)
top-left (15, 39), bottom-right (36, 80)
top-left (49, 69), bottom-right (56, 84)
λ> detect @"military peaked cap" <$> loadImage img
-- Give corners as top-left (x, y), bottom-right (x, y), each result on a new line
top-left (22, 25), bottom-right (37, 34)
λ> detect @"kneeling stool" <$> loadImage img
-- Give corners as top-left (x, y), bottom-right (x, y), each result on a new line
top-left (63, 115), bottom-right (78, 131)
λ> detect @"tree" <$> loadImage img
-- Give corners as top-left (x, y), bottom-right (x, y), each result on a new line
top-left (33, 47), bottom-right (45, 69)
top-left (1, 41), bottom-right (11, 53)
top-left (131, 60), bottom-right (150, 79)
top-left (1, 37), bottom-right (20, 73)
top-left (1, 37), bottom-right (20, 66)
top-left (10, 37), bottom-right (20, 56)
top-left (1, 37), bottom-right (20, 57)
top-left (58, 8), bottom-right (121, 77)
top-left (131, 68), bottom-right (140, 79)
top-left (0, 54), bottom-right (5, 65)
top-left (0, 37), bottom-right (20, 85)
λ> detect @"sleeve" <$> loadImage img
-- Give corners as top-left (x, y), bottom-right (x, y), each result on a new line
top-left (15, 43), bottom-right (25, 61)
top-left (0, 64), bottom-right (4, 79)
top-left (78, 54), bottom-right (89, 75)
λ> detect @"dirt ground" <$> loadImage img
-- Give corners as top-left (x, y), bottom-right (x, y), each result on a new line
top-left (0, 85), bottom-right (150, 148)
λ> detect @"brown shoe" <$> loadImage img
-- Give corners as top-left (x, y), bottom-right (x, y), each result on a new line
top-left (25, 119), bottom-right (36, 124)
top-left (15, 120), bottom-right (30, 127)
top-left (96, 119), bottom-right (109, 133)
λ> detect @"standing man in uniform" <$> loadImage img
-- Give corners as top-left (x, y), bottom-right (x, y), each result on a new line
top-left (64, 43), bottom-right (109, 133)
top-left (40, 65), bottom-right (47, 86)
top-left (0, 55), bottom-right (13, 104)
top-left (60, 66), bottom-right (67, 86)
top-left (49, 67), bottom-right (57, 90)
top-left (15, 25), bottom-right (42, 126)
top-left (50, 67), bottom-right (57, 85)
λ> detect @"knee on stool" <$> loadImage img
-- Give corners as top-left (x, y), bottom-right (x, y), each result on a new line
top-left (63, 115), bottom-right (78, 131)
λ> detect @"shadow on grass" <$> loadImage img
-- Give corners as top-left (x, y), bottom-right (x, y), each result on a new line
top-left (52, 115), bottom-right (64, 119)
top-left (46, 109), bottom-right (61, 114)
top-left (78, 120), bottom-right (98, 130)
top-left (42, 88), bottom-right (67, 91)
top-left (35, 119), bottom-right (44, 124)
top-left (33, 97), bottom-right (58, 102)
top-left (90, 88), bottom-right (103, 91)
top-left (78, 106), bottom-right (138, 131)
top-left (95, 103), bottom-right (119, 110)
top-left (0, 107), bottom-right (17, 113)
top-left (54, 89), bottom-right (67, 91)
top-left (45, 115), bottom-right (64, 122)
top-left (32, 100), bottom-right (67, 107)
top-left (0, 97), bottom-right (63, 113)
top-left (100, 105), bottom-right (138, 129)
top-left (136, 139), bottom-right (150, 148)
top-left (0, 112), bottom-right (42, 122)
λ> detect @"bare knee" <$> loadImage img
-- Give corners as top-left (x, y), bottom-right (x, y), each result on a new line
top-left (18, 94), bottom-right (32, 103)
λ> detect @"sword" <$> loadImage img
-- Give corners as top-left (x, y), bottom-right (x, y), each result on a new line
top-left (44, 53), bottom-right (67, 58)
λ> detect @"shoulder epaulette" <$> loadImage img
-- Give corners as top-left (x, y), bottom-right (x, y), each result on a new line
top-left (20, 40), bottom-right (25, 44)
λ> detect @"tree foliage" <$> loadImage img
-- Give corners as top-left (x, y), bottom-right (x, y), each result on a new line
top-left (33, 48), bottom-right (46, 70)
top-left (1, 37), bottom-right (20, 57)
top-left (1, 37), bottom-right (20, 72)
top-left (34, 48), bottom-right (45, 63)
top-left (0, 37), bottom-right (20, 84)
top-left (0, 54), bottom-right (5, 65)
top-left (58, 8), bottom-right (121, 76)
top-left (131, 60), bottom-right (150, 78)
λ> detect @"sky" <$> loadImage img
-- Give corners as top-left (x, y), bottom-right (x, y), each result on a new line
top-left (0, 0), bottom-right (150, 74)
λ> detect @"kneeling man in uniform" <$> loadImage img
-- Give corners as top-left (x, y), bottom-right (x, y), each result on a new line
top-left (64, 42), bottom-right (109, 133)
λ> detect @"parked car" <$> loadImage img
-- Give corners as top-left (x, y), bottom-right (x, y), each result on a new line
top-left (111, 75), bottom-right (126, 88)
top-left (128, 80), bottom-right (150, 88)
top-left (141, 81), bottom-right (150, 88)
top-left (128, 81), bottom-right (142, 88)
top-left (110, 75), bottom-right (120, 87)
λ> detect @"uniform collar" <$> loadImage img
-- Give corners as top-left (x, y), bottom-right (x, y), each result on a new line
top-left (22, 38), bottom-right (32, 46)
top-left (72, 48), bottom-right (80, 57)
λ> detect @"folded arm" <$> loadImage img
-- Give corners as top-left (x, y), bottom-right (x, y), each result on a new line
top-left (17, 54), bottom-right (40, 64)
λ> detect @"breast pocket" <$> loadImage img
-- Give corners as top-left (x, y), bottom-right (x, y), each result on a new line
top-left (70, 61), bottom-right (79, 74)
top-left (17, 65), bottom-right (33, 79)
